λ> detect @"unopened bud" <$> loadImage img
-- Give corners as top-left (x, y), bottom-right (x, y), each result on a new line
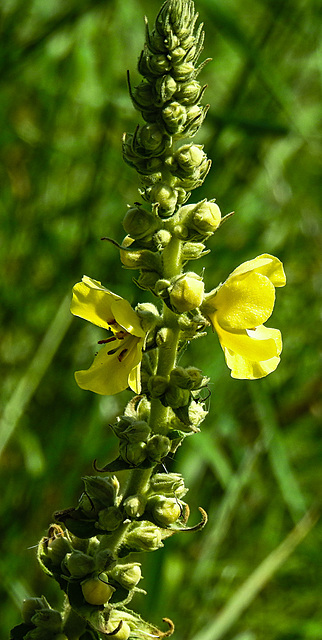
top-left (170, 366), bottom-right (205, 390)
top-left (123, 494), bottom-right (147, 518)
top-left (148, 495), bottom-right (182, 527)
top-left (111, 563), bottom-right (142, 590)
top-left (82, 476), bottom-right (119, 509)
top-left (136, 269), bottom-right (160, 290)
top-left (146, 435), bottom-right (171, 462)
top-left (22, 597), bottom-right (50, 624)
top-left (46, 534), bottom-right (72, 566)
top-left (170, 366), bottom-right (192, 389)
top-left (172, 61), bottom-right (195, 80)
top-left (155, 74), bottom-right (177, 103)
top-left (81, 573), bottom-right (115, 605)
top-left (122, 420), bottom-right (151, 443)
top-left (192, 201), bottom-right (221, 233)
top-left (162, 102), bottom-right (187, 134)
top-left (169, 273), bottom-right (204, 312)
top-left (31, 609), bottom-right (62, 632)
top-left (123, 206), bottom-right (158, 239)
top-left (97, 506), bottom-right (123, 532)
top-left (181, 241), bottom-right (207, 261)
top-left (119, 441), bottom-right (147, 466)
top-left (120, 237), bottom-right (160, 271)
top-left (153, 229), bottom-right (172, 249)
top-left (149, 184), bottom-right (178, 217)
top-left (65, 551), bottom-right (95, 578)
top-left (175, 144), bottom-right (206, 169)
top-left (175, 80), bottom-right (202, 104)
top-left (164, 386), bottom-right (190, 409)
top-left (126, 522), bottom-right (163, 551)
top-left (147, 375), bottom-right (169, 398)
top-left (105, 620), bottom-right (131, 640)
top-left (150, 473), bottom-right (187, 499)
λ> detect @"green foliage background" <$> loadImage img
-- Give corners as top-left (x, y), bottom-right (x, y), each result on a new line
top-left (1, 0), bottom-right (321, 638)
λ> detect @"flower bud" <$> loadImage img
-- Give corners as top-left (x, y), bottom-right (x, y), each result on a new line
top-left (150, 473), bottom-right (187, 499)
top-left (172, 61), bottom-right (195, 80)
top-left (149, 183), bottom-right (178, 217)
top-left (122, 420), bottom-right (151, 443)
top-left (138, 123), bottom-right (169, 154)
top-left (120, 237), bottom-right (160, 271)
top-left (162, 101), bottom-right (187, 134)
top-left (97, 506), bottom-right (123, 531)
top-left (181, 241), bottom-right (207, 261)
top-left (155, 74), bottom-right (177, 103)
top-left (147, 375), bottom-right (169, 398)
top-left (147, 53), bottom-right (171, 75)
top-left (192, 201), bottom-right (221, 233)
top-left (169, 273), bottom-right (204, 312)
top-left (154, 278), bottom-right (171, 297)
top-left (175, 80), bottom-right (202, 104)
top-left (119, 441), bottom-right (147, 466)
top-left (82, 476), bottom-right (119, 509)
top-left (148, 495), bottom-right (181, 527)
top-left (113, 415), bottom-right (135, 439)
top-left (170, 46), bottom-right (186, 63)
top-left (123, 494), bottom-right (147, 518)
top-left (22, 597), bottom-right (50, 624)
top-left (64, 551), bottom-right (95, 578)
top-left (82, 574), bottom-right (115, 606)
top-left (136, 269), bottom-right (160, 290)
top-left (123, 206), bottom-right (158, 239)
top-left (31, 609), bottom-right (62, 632)
top-left (126, 522), bottom-right (163, 551)
top-left (45, 534), bottom-right (72, 566)
top-left (132, 81), bottom-right (154, 108)
top-left (170, 366), bottom-right (192, 389)
top-left (111, 563), bottom-right (142, 590)
top-left (105, 620), bottom-right (131, 640)
top-left (164, 385), bottom-right (190, 409)
top-left (174, 144), bottom-right (206, 169)
top-left (146, 435), bottom-right (171, 462)
top-left (153, 229), bottom-right (172, 249)
top-left (135, 302), bottom-right (160, 327)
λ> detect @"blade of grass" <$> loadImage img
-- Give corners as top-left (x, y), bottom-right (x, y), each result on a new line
top-left (193, 439), bottom-right (262, 583)
top-left (186, 429), bottom-right (234, 489)
top-left (250, 382), bottom-right (307, 523)
top-left (0, 294), bottom-right (72, 458)
top-left (192, 506), bottom-right (319, 640)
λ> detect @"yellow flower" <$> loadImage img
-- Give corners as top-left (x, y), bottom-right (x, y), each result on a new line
top-left (71, 276), bottom-right (146, 395)
top-left (201, 254), bottom-right (286, 379)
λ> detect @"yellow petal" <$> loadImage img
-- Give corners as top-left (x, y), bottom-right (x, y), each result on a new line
top-left (111, 299), bottom-right (145, 337)
top-left (214, 272), bottom-right (276, 330)
top-left (75, 336), bottom-right (143, 395)
top-left (223, 348), bottom-right (281, 379)
top-left (128, 362), bottom-right (142, 394)
top-left (214, 317), bottom-right (281, 362)
top-left (229, 254), bottom-right (286, 287)
top-left (71, 277), bottom-right (121, 329)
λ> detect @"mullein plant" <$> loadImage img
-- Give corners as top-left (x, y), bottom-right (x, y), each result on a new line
top-left (11, 1), bottom-right (286, 639)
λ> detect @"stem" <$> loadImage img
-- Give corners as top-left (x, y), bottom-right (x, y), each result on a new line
top-left (149, 234), bottom-right (182, 435)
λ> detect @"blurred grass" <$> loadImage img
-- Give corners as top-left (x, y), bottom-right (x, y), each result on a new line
top-left (0, 0), bottom-right (321, 638)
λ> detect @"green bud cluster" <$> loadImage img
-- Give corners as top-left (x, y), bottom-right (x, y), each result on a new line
top-left (20, 596), bottom-right (65, 640)
top-left (123, 0), bottom-right (210, 217)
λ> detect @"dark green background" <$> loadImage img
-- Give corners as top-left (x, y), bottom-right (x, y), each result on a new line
top-left (1, 0), bottom-right (321, 638)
